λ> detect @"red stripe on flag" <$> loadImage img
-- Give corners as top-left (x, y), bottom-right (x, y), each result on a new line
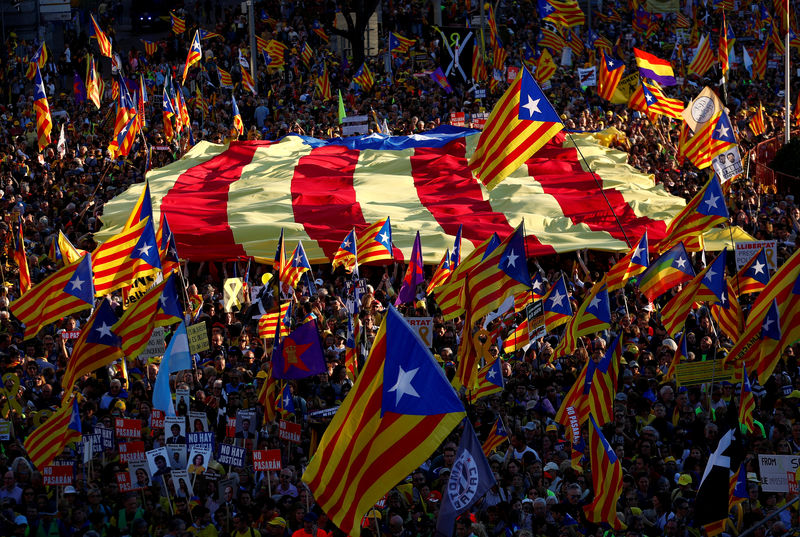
top-left (161, 141), bottom-right (261, 259)
top-left (528, 145), bottom-right (666, 244)
top-left (291, 145), bottom-right (365, 258)
top-left (411, 140), bottom-right (552, 254)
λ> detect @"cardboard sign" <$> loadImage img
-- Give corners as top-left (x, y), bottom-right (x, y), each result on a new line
top-left (0, 420), bottom-right (10, 440)
top-left (577, 66), bottom-right (597, 87)
top-left (116, 471), bottom-right (136, 493)
top-left (279, 420), bottom-right (302, 444)
top-left (450, 112), bottom-right (466, 127)
top-left (525, 300), bottom-right (546, 343)
top-left (735, 241), bottom-right (778, 272)
top-left (151, 409), bottom-right (165, 430)
top-left (253, 449), bottom-right (282, 471)
top-left (139, 327), bottom-right (166, 360)
top-left (115, 417), bottom-right (142, 439)
top-left (217, 443), bottom-right (246, 467)
top-left (506, 66), bottom-right (519, 84)
top-left (78, 433), bottom-right (103, 456)
top-left (96, 425), bottom-right (115, 449)
top-left (43, 464), bottom-right (73, 486)
top-left (187, 321), bottom-right (210, 354)
top-left (119, 441), bottom-right (146, 463)
top-left (226, 417), bottom-right (236, 438)
top-left (474, 88), bottom-right (486, 99)
top-left (711, 145), bottom-right (744, 182)
top-left (187, 431), bottom-right (215, 450)
top-left (674, 361), bottom-right (740, 387)
top-left (405, 317), bottom-right (433, 349)
top-left (61, 330), bottom-right (81, 340)
top-left (758, 454), bottom-right (800, 492)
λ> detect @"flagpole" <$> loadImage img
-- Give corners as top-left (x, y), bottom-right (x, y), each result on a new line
top-left (565, 132), bottom-right (632, 248)
top-left (785, 5), bottom-right (791, 143)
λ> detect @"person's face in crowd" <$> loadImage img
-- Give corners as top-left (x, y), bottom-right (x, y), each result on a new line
top-left (125, 496), bottom-right (138, 513)
top-left (443, 448), bottom-right (456, 468)
top-left (155, 456), bottom-right (167, 472)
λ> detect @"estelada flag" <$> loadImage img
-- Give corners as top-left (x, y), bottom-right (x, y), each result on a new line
top-left (302, 307), bottom-right (464, 537)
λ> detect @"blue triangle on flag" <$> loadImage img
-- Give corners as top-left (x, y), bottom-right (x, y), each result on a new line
top-left (382, 307), bottom-right (463, 416)
top-left (518, 68), bottom-right (562, 123)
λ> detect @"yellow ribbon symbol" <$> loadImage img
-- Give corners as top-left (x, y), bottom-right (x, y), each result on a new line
top-left (224, 278), bottom-right (244, 312)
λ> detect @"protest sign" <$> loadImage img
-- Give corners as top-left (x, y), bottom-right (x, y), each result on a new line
top-left (253, 449), bottom-right (282, 471)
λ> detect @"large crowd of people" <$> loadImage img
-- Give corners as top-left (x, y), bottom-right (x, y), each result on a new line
top-left (0, 1), bottom-right (799, 536)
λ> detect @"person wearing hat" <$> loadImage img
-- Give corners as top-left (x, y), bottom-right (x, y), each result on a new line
top-left (232, 512), bottom-right (260, 537)
top-left (291, 512), bottom-right (327, 537)
top-left (671, 474), bottom-right (693, 504)
top-left (12, 515), bottom-right (27, 537)
top-left (266, 517), bottom-right (288, 537)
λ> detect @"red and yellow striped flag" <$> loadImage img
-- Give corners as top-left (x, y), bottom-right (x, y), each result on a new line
top-left (688, 34), bottom-right (715, 76)
top-left (170, 11), bottom-right (186, 34)
top-left (258, 302), bottom-right (292, 339)
top-left (90, 14), bottom-right (113, 57)
top-left (469, 67), bottom-right (563, 191)
top-left (482, 417), bottom-right (509, 456)
top-left (32, 65), bottom-right (52, 151)
top-left (302, 308), bottom-right (465, 537)
top-left (584, 414), bottom-right (627, 529)
top-left (112, 274), bottom-right (183, 361)
top-left (258, 363), bottom-right (279, 423)
top-left (749, 102), bottom-right (766, 136)
top-left (24, 399), bottom-right (82, 470)
top-left (10, 255), bottom-right (94, 339)
top-left (13, 215), bottom-right (31, 294)
top-left (426, 249), bottom-right (452, 294)
top-left (60, 300), bottom-right (123, 403)
top-left (91, 217), bottom-right (162, 297)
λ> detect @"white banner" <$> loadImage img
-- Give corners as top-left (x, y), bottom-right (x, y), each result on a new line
top-left (735, 240), bottom-right (778, 271)
top-left (758, 454), bottom-right (800, 493)
top-left (577, 66), bottom-right (597, 87)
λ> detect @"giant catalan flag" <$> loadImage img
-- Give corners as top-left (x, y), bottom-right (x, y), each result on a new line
top-left (302, 307), bottom-right (464, 536)
top-left (97, 127), bottom-right (751, 264)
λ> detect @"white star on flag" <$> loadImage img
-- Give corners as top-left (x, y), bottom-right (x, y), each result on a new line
top-left (521, 96), bottom-right (542, 118)
top-left (388, 365), bottom-right (421, 405)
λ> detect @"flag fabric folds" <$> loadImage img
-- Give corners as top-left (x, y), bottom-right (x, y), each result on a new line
top-left (353, 63), bottom-right (375, 91)
top-left (657, 175), bottom-right (729, 253)
top-left (170, 12), bottom-right (186, 34)
top-left (725, 250), bottom-right (800, 383)
top-left (232, 95), bottom-right (244, 136)
top-left (482, 417), bottom-right (509, 456)
top-left (606, 232), bottom-right (648, 291)
top-left (90, 14), bottom-right (113, 57)
top-left (356, 218), bottom-right (393, 265)
top-left (396, 232), bottom-right (424, 305)
top-left (153, 322), bottom-right (193, 415)
top-left (584, 415), bottom-right (626, 529)
top-left (33, 66), bottom-right (52, 151)
top-left (24, 399), bottom-right (82, 470)
top-left (732, 247), bottom-right (770, 295)
top-left (469, 67), bottom-right (563, 191)
top-left (258, 302), bottom-right (292, 339)
top-left (750, 102), bottom-right (766, 136)
top-left (427, 249), bottom-right (452, 294)
top-left (471, 358), bottom-right (505, 400)
top-left (597, 52), bottom-right (625, 102)
top-left (91, 217), bottom-right (162, 296)
top-left (739, 366), bottom-right (757, 433)
top-left (436, 420), bottom-right (497, 537)
top-left (112, 274), bottom-right (184, 361)
top-left (302, 307), bottom-right (465, 537)
top-left (389, 33), bottom-right (416, 54)
top-left (182, 31), bottom-right (202, 84)
top-left (10, 254), bottom-right (94, 339)
top-left (634, 48), bottom-right (677, 85)
top-left (13, 215), bottom-right (31, 294)
top-left (641, 81), bottom-right (684, 119)
top-left (543, 276), bottom-right (572, 330)
top-left (637, 242), bottom-right (695, 302)
top-left (694, 428), bottom-right (744, 536)
top-left (435, 234), bottom-right (499, 320)
top-left (272, 320), bottom-right (325, 379)
top-left (332, 229), bottom-right (358, 272)
top-left (60, 300), bottom-right (122, 403)
top-left (688, 35), bottom-right (716, 76)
